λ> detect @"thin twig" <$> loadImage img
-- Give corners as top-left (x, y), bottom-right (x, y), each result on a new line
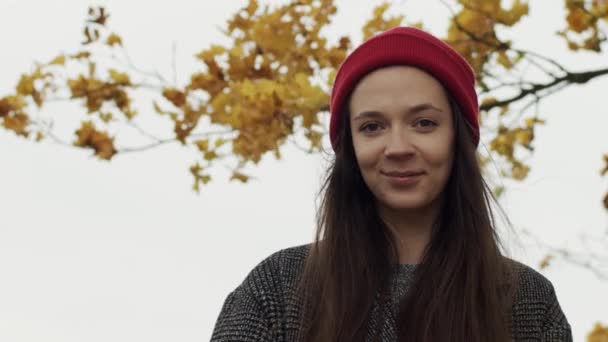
top-left (521, 229), bottom-right (608, 280)
top-left (513, 48), bottom-right (569, 74)
top-left (125, 120), bottom-right (163, 142)
top-left (288, 135), bottom-right (314, 154)
top-left (116, 129), bottom-right (233, 153)
top-left (29, 119), bottom-right (73, 147)
top-left (118, 45), bottom-right (170, 85)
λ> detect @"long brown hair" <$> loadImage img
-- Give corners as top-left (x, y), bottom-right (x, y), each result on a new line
top-left (295, 96), bottom-right (519, 342)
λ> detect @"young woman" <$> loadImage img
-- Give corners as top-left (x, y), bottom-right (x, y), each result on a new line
top-left (211, 27), bottom-right (572, 342)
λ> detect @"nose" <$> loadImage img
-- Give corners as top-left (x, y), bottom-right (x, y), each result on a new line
top-left (384, 127), bottom-right (415, 158)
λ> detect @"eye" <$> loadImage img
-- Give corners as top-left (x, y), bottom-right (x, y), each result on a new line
top-left (414, 119), bottom-right (438, 130)
top-left (360, 122), bottom-right (383, 133)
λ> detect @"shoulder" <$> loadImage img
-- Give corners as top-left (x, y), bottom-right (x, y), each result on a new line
top-left (262, 242), bottom-right (312, 269)
top-left (505, 258), bottom-right (573, 340)
top-left (507, 258), bottom-right (557, 301)
top-left (212, 244), bottom-right (312, 341)
top-left (239, 243), bottom-right (312, 295)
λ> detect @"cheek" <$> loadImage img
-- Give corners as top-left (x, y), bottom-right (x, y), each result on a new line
top-left (428, 147), bottom-right (454, 184)
top-left (353, 140), bottom-right (381, 172)
top-left (419, 140), bottom-right (454, 186)
top-left (429, 147), bottom-right (453, 167)
top-left (423, 131), bottom-right (454, 166)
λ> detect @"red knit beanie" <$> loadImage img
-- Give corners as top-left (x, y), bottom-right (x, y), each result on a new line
top-left (329, 26), bottom-right (480, 151)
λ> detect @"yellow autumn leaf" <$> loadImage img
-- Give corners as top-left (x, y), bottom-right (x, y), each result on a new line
top-left (525, 117), bottom-right (546, 127)
top-left (49, 55), bottom-right (66, 65)
top-left (498, 105), bottom-right (510, 116)
top-left (446, 0), bottom-right (528, 75)
top-left (153, 101), bottom-right (167, 115)
top-left (560, 0), bottom-right (606, 51)
top-left (162, 88), bottom-right (186, 107)
top-left (567, 41), bottom-right (579, 50)
top-left (362, 3), bottom-right (404, 41)
top-left (2, 112), bottom-right (29, 137)
top-left (106, 33), bottom-right (122, 46)
top-left (214, 137), bottom-right (227, 148)
top-left (190, 163), bottom-right (202, 174)
top-left (123, 108), bottom-right (137, 119)
top-left (230, 171), bottom-right (249, 183)
top-left (229, 45), bottom-right (244, 57)
top-left (497, 50), bottom-right (513, 69)
top-left (601, 154), bottom-right (608, 176)
top-left (99, 112), bottom-right (113, 123)
top-left (511, 162), bottom-right (530, 180)
top-left (490, 133), bottom-right (515, 158)
top-left (88, 61), bottom-right (97, 77)
top-left (15, 79), bottom-right (44, 107)
top-left (201, 174), bottom-right (211, 184)
top-left (196, 45), bottom-right (226, 62)
top-left (189, 163), bottom-right (212, 192)
top-left (0, 97), bottom-right (12, 117)
top-left (195, 139), bottom-right (209, 151)
top-left (67, 75), bottom-right (91, 100)
top-left (72, 51), bottom-right (91, 59)
top-left (88, 6), bottom-right (109, 26)
top-left (515, 129), bottom-right (533, 145)
top-left (481, 97), bottom-right (498, 108)
top-left (16, 74), bottom-right (35, 96)
top-left (373, 3), bottom-right (391, 22)
top-left (238, 79), bottom-right (256, 100)
top-left (203, 150), bottom-right (218, 160)
top-left (73, 121), bottom-right (116, 160)
top-left (246, 0), bottom-right (258, 15)
top-left (587, 322), bottom-right (608, 342)
top-left (566, 5), bottom-right (591, 33)
top-left (108, 69), bottom-right (131, 86)
top-left (189, 72), bottom-right (226, 97)
top-left (110, 88), bottom-right (133, 119)
top-left (2, 96), bottom-right (25, 114)
top-left (539, 254), bottom-right (554, 270)
top-left (583, 35), bottom-right (601, 51)
top-left (305, 129), bottom-right (323, 150)
top-left (493, 186), bottom-right (505, 198)
top-left (496, 0), bottom-right (529, 25)
top-left (327, 69), bottom-right (338, 86)
top-left (594, 0), bottom-right (608, 15)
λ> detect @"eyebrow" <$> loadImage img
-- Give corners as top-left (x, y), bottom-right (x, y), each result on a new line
top-left (352, 103), bottom-right (443, 121)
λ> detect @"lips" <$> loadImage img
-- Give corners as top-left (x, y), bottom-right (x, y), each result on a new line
top-left (382, 171), bottom-right (424, 186)
top-left (382, 170), bottom-right (425, 177)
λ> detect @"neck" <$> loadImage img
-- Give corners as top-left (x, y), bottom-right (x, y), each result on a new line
top-left (377, 199), bottom-right (441, 265)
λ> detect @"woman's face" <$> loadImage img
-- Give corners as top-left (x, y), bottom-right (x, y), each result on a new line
top-left (348, 66), bottom-right (455, 213)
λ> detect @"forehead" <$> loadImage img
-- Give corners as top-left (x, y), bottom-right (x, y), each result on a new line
top-left (348, 66), bottom-right (449, 113)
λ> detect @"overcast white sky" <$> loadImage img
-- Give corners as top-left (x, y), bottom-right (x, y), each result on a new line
top-left (1, 1), bottom-right (607, 341)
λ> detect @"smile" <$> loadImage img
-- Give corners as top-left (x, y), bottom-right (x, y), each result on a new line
top-left (383, 173), bottom-right (423, 186)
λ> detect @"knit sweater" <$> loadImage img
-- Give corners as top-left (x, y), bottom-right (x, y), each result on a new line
top-left (211, 243), bottom-right (572, 341)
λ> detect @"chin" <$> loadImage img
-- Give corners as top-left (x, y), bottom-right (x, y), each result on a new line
top-left (379, 193), bottom-right (432, 211)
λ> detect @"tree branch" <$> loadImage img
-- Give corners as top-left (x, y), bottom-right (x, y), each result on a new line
top-left (481, 67), bottom-right (608, 111)
top-left (116, 129), bottom-right (234, 153)
top-left (521, 228), bottom-right (608, 280)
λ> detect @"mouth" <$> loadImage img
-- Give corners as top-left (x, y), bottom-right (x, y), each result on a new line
top-left (381, 170), bottom-right (425, 177)
top-left (381, 170), bottom-right (425, 186)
